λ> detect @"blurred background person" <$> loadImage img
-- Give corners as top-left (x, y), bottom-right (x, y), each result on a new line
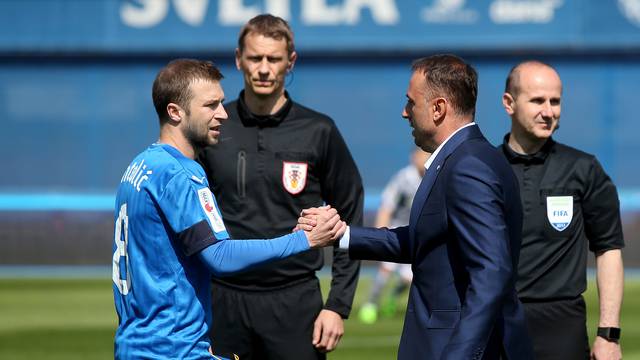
top-left (358, 148), bottom-right (430, 324)
top-left (500, 60), bottom-right (624, 360)
top-left (198, 14), bottom-right (363, 360)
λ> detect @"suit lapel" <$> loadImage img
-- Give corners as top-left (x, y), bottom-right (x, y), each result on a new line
top-left (409, 163), bottom-right (437, 231)
top-left (409, 124), bottom-right (483, 235)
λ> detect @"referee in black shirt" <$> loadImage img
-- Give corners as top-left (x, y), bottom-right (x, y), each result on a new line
top-left (499, 61), bottom-right (624, 360)
top-left (198, 15), bottom-right (362, 360)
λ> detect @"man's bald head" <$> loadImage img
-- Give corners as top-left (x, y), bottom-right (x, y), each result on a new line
top-left (505, 61), bottom-right (562, 98)
top-left (502, 60), bottom-right (563, 154)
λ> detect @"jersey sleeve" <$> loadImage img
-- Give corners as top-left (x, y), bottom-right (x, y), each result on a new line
top-left (582, 157), bottom-right (625, 252)
top-left (197, 231), bottom-right (310, 276)
top-left (318, 122), bottom-right (363, 318)
top-left (157, 173), bottom-right (230, 256)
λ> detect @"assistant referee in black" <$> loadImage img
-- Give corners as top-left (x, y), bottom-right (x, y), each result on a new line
top-left (198, 15), bottom-right (362, 360)
top-left (499, 61), bottom-right (624, 360)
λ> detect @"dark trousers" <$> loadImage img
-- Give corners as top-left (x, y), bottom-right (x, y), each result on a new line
top-left (522, 296), bottom-right (590, 360)
top-left (209, 277), bottom-right (326, 360)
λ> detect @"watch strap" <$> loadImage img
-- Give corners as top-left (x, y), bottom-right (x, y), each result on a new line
top-left (597, 327), bottom-right (621, 341)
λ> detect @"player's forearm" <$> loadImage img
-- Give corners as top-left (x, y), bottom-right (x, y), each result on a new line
top-left (197, 231), bottom-right (309, 276)
top-left (595, 248), bottom-right (623, 327)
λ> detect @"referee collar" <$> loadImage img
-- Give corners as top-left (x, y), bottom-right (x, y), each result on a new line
top-left (501, 133), bottom-right (555, 165)
top-left (236, 90), bottom-right (293, 127)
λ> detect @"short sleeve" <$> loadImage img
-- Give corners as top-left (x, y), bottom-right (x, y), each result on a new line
top-left (582, 158), bottom-right (625, 253)
top-left (158, 174), bottom-right (230, 256)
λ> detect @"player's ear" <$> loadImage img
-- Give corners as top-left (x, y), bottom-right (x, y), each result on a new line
top-left (167, 103), bottom-right (183, 123)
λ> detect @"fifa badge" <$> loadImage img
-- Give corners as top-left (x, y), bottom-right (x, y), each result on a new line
top-left (546, 196), bottom-right (573, 231)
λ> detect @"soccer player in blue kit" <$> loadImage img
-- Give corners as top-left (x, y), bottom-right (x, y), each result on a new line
top-left (112, 59), bottom-right (344, 359)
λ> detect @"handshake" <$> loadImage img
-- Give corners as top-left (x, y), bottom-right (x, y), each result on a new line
top-left (295, 206), bottom-right (348, 249)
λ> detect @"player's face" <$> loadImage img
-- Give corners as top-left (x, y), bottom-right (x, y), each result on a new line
top-left (183, 79), bottom-right (228, 150)
top-left (504, 66), bottom-right (562, 143)
top-left (236, 32), bottom-right (296, 99)
top-left (402, 72), bottom-right (437, 152)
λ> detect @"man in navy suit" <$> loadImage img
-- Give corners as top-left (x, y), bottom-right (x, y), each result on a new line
top-left (299, 54), bottom-right (533, 359)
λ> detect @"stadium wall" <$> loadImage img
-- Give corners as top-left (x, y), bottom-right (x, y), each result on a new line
top-left (1, 0), bottom-right (639, 265)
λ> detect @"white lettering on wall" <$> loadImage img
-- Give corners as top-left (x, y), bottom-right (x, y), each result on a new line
top-left (121, 0), bottom-right (399, 28)
top-left (267, 0), bottom-right (292, 21)
top-left (343, 0), bottom-right (399, 25)
top-left (618, 0), bottom-right (640, 27)
top-left (302, 0), bottom-right (343, 25)
top-left (218, 0), bottom-right (260, 25)
top-left (174, 0), bottom-right (209, 26)
top-left (122, 0), bottom-right (209, 28)
top-left (489, 0), bottom-right (563, 24)
top-left (302, 0), bottom-right (399, 25)
top-left (421, 0), bottom-right (478, 24)
top-left (121, 0), bottom-right (169, 28)
top-left (219, 0), bottom-right (291, 25)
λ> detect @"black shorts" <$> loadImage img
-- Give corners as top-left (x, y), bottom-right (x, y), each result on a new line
top-left (522, 296), bottom-right (590, 360)
top-left (209, 277), bottom-right (326, 360)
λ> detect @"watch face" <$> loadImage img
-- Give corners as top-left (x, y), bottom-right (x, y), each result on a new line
top-left (598, 327), bottom-right (621, 340)
top-left (609, 327), bottom-right (622, 339)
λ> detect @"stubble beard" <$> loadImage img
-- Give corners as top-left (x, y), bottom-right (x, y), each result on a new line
top-left (183, 120), bottom-right (212, 153)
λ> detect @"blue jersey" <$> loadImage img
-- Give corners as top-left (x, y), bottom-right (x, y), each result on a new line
top-left (112, 143), bottom-right (229, 359)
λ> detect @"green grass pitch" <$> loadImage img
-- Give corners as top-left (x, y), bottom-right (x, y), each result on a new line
top-left (0, 276), bottom-right (638, 359)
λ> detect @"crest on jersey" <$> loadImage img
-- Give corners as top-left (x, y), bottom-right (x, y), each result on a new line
top-left (282, 161), bottom-right (308, 195)
top-left (197, 188), bottom-right (226, 233)
top-left (546, 196), bottom-right (573, 231)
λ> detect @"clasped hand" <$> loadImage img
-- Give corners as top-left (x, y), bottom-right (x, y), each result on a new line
top-left (295, 206), bottom-right (348, 248)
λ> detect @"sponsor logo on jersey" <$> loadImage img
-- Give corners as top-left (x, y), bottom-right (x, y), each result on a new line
top-left (282, 161), bottom-right (308, 195)
top-left (197, 188), bottom-right (226, 233)
top-left (191, 175), bottom-right (205, 184)
top-left (546, 196), bottom-right (573, 231)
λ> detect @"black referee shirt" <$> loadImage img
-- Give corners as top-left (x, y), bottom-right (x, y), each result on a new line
top-left (198, 91), bottom-right (363, 318)
top-left (499, 135), bottom-right (624, 301)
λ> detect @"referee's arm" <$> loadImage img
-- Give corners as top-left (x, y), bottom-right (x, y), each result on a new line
top-left (584, 157), bottom-right (624, 358)
top-left (319, 123), bottom-right (363, 318)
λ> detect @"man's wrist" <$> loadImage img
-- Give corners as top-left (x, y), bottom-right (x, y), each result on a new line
top-left (597, 327), bottom-right (621, 342)
top-left (323, 305), bottom-right (348, 319)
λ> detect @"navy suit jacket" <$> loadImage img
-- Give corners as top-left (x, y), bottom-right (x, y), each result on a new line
top-left (350, 125), bottom-right (533, 360)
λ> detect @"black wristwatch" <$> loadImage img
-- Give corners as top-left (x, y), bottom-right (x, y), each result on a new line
top-left (597, 327), bottom-right (621, 342)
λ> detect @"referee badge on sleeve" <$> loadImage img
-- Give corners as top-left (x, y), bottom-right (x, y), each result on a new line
top-left (546, 196), bottom-right (573, 231)
top-left (282, 161), bottom-right (307, 195)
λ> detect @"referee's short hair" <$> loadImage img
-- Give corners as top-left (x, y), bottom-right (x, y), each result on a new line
top-left (152, 59), bottom-right (224, 125)
top-left (237, 14), bottom-right (295, 56)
